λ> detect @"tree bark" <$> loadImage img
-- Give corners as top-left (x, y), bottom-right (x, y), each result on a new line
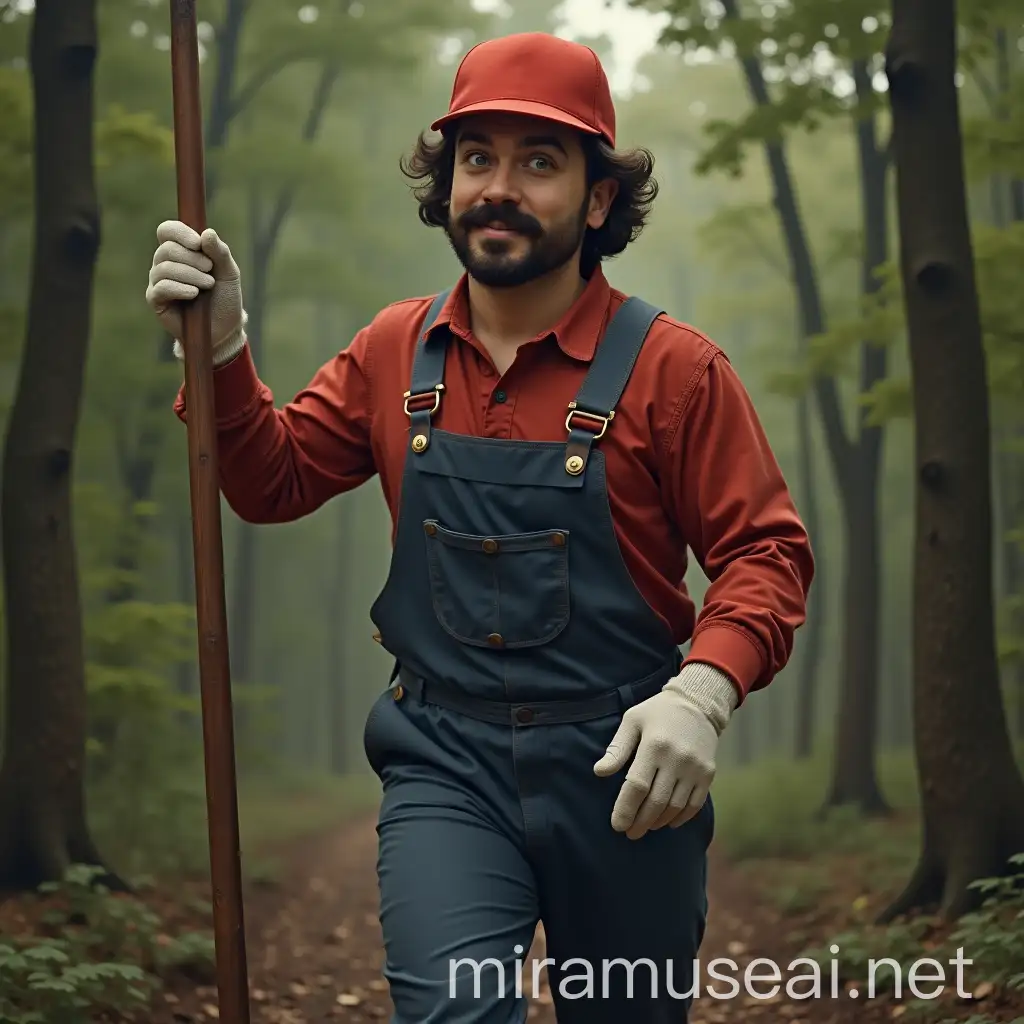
top-left (879, 0), bottom-right (1024, 921)
top-left (0, 0), bottom-right (122, 893)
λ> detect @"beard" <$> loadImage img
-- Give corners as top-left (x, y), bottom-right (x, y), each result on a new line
top-left (445, 196), bottom-right (590, 288)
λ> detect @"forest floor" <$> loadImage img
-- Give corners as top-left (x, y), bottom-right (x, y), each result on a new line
top-left (2, 783), bottom-right (1022, 1024)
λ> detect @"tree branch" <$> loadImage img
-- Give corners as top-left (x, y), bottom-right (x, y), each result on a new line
top-left (229, 49), bottom-right (315, 123)
top-left (719, 0), bottom-right (853, 479)
top-left (257, 60), bottom-right (343, 264)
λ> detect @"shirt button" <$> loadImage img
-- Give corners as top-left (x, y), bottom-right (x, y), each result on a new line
top-left (494, 389), bottom-right (507, 404)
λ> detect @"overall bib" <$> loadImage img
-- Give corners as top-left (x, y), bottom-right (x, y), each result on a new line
top-left (363, 291), bottom-right (713, 1023)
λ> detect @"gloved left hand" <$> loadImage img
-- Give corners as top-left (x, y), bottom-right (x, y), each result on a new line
top-left (593, 662), bottom-right (739, 840)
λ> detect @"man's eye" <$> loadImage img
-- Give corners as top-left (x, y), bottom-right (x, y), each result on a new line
top-left (527, 156), bottom-right (552, 171)
top-left (466, 152), bottom-right (488, 166)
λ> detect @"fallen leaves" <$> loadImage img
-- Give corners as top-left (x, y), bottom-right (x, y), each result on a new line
top-left (971, 980), bottom-right (994, 1000)
top-left (139, 815), bottom-right (1024, 1024)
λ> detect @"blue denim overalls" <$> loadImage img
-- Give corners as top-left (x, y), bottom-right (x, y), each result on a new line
top-left (363, 289), bottom-right (713, 1023)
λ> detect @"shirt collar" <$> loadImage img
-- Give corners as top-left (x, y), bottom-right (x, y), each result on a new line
top-left (426, 267), bottom-right (613, 363)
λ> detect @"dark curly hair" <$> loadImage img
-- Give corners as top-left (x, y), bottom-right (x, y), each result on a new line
top-left (399, 127), bottom-right (658, 279)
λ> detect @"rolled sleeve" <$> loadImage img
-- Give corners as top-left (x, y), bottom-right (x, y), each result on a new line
top-left (667, 350), bottom-right (814, 700)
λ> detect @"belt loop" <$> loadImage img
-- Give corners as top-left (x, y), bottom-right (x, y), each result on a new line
top-left (616, 681), bottom-right (635, 710)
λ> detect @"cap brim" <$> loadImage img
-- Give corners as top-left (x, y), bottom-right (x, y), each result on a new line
top-left (430, 99), bottom-right (604, 139)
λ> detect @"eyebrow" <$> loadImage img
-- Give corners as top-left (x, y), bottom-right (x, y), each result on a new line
top-left (457, 131), bottom-right (568, 156)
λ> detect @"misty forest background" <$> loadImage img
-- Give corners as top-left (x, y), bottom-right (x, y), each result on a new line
top-left (0, 0), bottom-right (1023, 1021)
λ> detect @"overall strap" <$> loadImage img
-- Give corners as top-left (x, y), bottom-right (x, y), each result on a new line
top-left (405, 288), bottom-right (452, 454)
top-left (564, 296), bottom-right (663, 476)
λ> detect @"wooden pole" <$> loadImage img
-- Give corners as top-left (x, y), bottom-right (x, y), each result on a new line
top-left (167, 2), bottom-right (251, 1019)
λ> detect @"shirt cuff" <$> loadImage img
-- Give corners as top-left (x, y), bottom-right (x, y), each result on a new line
top-left (172, 337), bottom-right (266, 427)
top-left (685, 624), bottom-right (765, 704)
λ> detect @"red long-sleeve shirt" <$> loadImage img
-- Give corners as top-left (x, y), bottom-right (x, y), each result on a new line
top-left (173, 268), bottom-right (813, 700)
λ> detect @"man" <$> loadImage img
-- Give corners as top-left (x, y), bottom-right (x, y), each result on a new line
top-left (147, 31), bottom-right (812, 1024)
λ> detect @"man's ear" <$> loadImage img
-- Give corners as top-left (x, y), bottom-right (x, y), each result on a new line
top-left (586, 178), bottom-right (618, 229)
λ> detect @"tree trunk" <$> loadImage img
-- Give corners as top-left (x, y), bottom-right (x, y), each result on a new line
top-left (823, 74), bottom-right (890, 813)
top-left (719, 0), bottom-right (891, 796)
top-left (227, 61), bottom-right (342, 692)
top-left (826, 462), bottom-right (887, 810)
top-left (879, 0), bottom-right (1024, 921)
top-left (793, 387), bottom-right (824, 759)
top-left (0, 0), bottom-right (122, 893)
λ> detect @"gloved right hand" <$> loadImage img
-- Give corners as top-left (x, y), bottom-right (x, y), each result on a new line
top-left (146, 219), bottom-right (247, 366)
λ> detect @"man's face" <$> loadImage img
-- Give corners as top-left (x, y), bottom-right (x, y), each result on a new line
top-left (445, 113), bottom-right (616, 288)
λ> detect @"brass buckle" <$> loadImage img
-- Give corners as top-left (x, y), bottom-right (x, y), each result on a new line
top-left (564, 402), bottom-right (613, 440)
top-left (403, 384), bottom-right (444, 417)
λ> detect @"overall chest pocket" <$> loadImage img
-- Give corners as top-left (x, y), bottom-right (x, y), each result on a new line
top-left (422, 519), bottom-right (570, 649)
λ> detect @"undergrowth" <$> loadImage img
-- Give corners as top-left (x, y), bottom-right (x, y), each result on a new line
top-left (0, 864), bottom-right (215, 1024)
top-left (799, 852), bottom-right (1024, 1023)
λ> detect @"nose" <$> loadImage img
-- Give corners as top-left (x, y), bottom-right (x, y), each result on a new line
top-left (480, 160), bottom-right (521, 205)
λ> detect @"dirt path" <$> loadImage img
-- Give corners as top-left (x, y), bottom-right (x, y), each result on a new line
top-left (157, 812), bottom-right (993, 1024)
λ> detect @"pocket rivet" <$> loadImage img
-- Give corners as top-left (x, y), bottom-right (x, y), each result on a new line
top-left (482, 538), bottom-right (499, 554)
top-left (424, 523), bottom-right (437, 535)
top-left (551, 533), bottom-right (565, 547)
top-left (565, 454), bottom-right (584, 475)
top-left (487, 633), bottom-right (504, 647)
top-left (411, 433), bottom-right (428, 452)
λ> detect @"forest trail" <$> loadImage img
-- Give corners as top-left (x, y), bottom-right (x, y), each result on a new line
top-left (151, 809), bottom-right (959, 1024)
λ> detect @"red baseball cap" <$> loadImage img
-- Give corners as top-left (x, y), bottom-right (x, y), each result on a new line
top-left (431, 32), bottom-right (616, 147)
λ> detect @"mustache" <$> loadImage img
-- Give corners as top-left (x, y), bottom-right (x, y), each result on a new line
top-left (456, 203), bottom-right (542, 237)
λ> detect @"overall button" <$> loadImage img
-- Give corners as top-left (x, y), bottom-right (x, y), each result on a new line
top-left (393, 684), bottom-right (405, 701)
top-left (487, 632), bottom-right (504, 647)
top-left (424, 523), bottom-right (437, 536)
top-left (481, 538), bottom-right (499, 554)
top-left (515, 707), bottom-right (534, 724)
top-left (565, 454), bottom-right (584, 475)
top-left (411, 433), bottom-right (428, 452)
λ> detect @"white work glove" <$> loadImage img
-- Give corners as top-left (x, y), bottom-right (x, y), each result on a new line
top-left (594, 661), bottom-right (739, 840)
top-left (145, 219), bottom-right (248, 366)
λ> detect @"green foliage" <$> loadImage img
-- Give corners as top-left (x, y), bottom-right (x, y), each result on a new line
top-left (0, 865), bottom-right (215, 1024)
top-left (0, 65), bottom-right (31, 217)
top-left (944, 853), bottom-right (1024, 993)
top-left (795, 853), bottom-right (1024, 1021)
top-left (95, 103), bottom-right (174, 169)
top-left (800, 915), bottom-right (932, 990)
top-left (633, 0), bottom-right (891, 178)
top-left (711, 749), bottom-right (921, 860)
top-left (765, 865), bottom-right (832, 915)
